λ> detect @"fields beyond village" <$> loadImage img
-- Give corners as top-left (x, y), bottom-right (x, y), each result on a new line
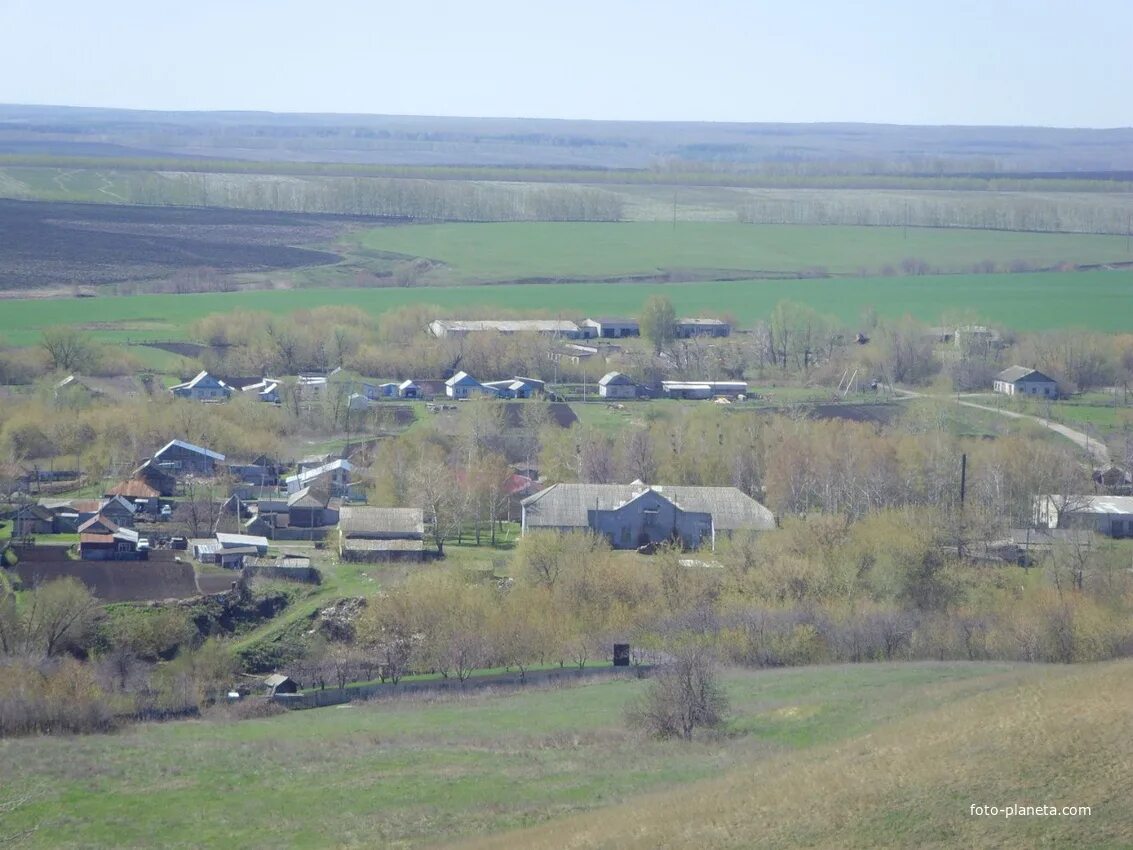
top-left (348, 221), bottom-right (1133, 283)
top-left (3, 270), bottom-right (1133, 350)
top-left (0, 661), bottom-right (1127, 850)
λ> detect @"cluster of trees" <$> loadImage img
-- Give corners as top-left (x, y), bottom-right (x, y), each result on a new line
top-left (737, 190), bottom-right (1133, 236)
top-left (0, 578), bottom-right (236, 736)
top-left (60, 169), bottom-right (626, 222)
top-left (288, 502), bottom-right (1133, 708)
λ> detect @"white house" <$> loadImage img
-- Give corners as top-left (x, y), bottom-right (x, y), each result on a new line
top-left (662, 381), bottom-right (747, 400)
top-left (994, 367), bottom-right (1058, 398)
top-left (240, 379), bottom-right (280, 404)
top-left (598, 371), bottom-right (637, 399)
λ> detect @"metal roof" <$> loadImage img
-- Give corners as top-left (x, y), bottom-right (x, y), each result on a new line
top-left (339, 506), bottom-right (424, 537)
top-left (155, 439), bottom-right (225, 462)
top-left (522, 483), bottom-right (775, 532)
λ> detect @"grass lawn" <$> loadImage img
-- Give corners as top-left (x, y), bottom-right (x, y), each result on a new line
top-left (349, 222), bottom-right (1133, 282)
top-left (0, 660), bottom-right (1091, 850)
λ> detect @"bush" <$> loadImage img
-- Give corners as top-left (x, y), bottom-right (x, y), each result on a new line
top-left (626, 645), bottom-right (728, 741)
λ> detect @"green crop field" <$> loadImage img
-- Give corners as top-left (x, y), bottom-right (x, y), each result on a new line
top-left (2, 269), bottom-right (1132, 350)
top-left (349, 222), bottom-right (1133, 283)
top-left (3, 661), bottom-right (1114, 850)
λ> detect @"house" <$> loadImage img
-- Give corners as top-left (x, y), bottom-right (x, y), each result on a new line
top-left (287, 486), bottom-right (340, 528)
top-left (240, 379), bottom-right (281, 404)
top-left (133, 459), bottom-right (178, 497)
top-left (98, 495), bottom-right (138, 527)
top-left (661, 381), bottom-right (747, 400)
top-left (993, 367), bottom-right (1058, 398)
top-left (193, 539), bottom-right (257, 568)
top-left (79, 516), bottom-right (143, 560)
top-left (398, 379), bottom-right (420, 399)
top-left (264, 674), bottom-right (299, 696)
top-left (481, 376), bottom-right (545, 399)
top-left (581, 318), bottom-right (640, 339)
top-left (347, 393), bottom-right (371, 411)
top-left (12, 503), bottom-right (54, 535)
top-left (445, 371), bottom-right (483, 399)
top-left (153, 439), bottom-right (225, 476)
top-left (521, 482), bottom-right (775, 550)
top-left (54, 374), bottom-right (145, 402)
top-left (598, 372), bottom-right (638, 399)
top-left (104, 477), bottom-right (161, 503)
top-left (429, 319), bottom-right (583, 339)
top-left (1035, 495), bottom-right (1133, 538)
top-left (170, 371), bottom-right (232, 402)
top-left (284, 459), bottom-right (355, 497)
top-left (338, 506), bottom-right (425, 562)
top-left (676, 318), bottom-right (730, 338)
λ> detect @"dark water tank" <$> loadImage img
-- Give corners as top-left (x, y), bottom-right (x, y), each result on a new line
top-left (613, 644), bottom-right (631, 667)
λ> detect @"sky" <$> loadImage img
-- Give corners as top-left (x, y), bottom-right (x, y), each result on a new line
top-left (1, 0), bottom-right (1130, 127)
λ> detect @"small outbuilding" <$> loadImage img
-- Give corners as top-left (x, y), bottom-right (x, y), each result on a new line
top-left (264, 674), bottom-right (299, 696)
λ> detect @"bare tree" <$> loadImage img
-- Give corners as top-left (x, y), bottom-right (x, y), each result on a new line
top-left (40, 327), bottom-right (92, 372)
top-left (626, 644), bottom-right (728, 741)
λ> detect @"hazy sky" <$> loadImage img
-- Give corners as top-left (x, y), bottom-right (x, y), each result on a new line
top-left (2, 0), bottom-right (1130, 127)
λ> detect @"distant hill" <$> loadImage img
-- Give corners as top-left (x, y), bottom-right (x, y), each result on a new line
top-left (3, 103), bottom-right (1132, 173)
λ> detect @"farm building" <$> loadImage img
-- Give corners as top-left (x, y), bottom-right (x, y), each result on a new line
top-left (339, 506), bottom-right (425, 562)
top-left (284, 459), bottom-right (355, 497)
top-left (216, 532), bottom-right (269, 555)
top-left (152, 440), bottom-right (225, 476)
top-left (598, 372), bottom-right (637, 399)
top-left (398, 379), bottom-right (420, 398)
top-left (170, 371), bottom-right (232, 402)
top-left (993, 366), bottom-right (1058, 398)
top-left (581, 317), bottom-right (640, 339)
top-left (1093, 465), bottom-right (1132, 493)
top-left (521, 482), bottom-right (775, 550)
top-left (193, 540), bottom-right (257, 568)
top-left (429, 319), bottom-right (583, 339)
top-left (1035, 495), bottom-right (1133, 538)
top-left (550, 343), bottom-right (600, 365)
top-left (676, 318), bottom-right (730, 338)
top-left (661, 381), bottom-right (747, 400)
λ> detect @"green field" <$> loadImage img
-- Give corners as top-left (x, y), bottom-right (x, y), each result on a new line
top-left (2, 269), bottom-right (1133, 350)
top-left (350, 222), bottom-right (1133, 283)
top-left (2, 661), bottom-right (1111, 850)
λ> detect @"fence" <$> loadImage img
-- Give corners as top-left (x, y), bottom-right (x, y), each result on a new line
top-left (271, 663), bottom-right (653, 710)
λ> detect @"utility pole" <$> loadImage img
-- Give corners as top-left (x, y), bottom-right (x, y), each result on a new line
top-left (959, 453), bottom-right (967, 506)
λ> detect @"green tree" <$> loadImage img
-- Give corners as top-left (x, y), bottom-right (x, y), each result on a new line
top-left (641, 296), bottom-right (677, 354)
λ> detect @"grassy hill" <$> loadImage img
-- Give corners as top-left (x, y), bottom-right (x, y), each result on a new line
top-left (464, 661), bottom-right (1132, 850)
top-left (0, 661), bottom-right (1127, 849)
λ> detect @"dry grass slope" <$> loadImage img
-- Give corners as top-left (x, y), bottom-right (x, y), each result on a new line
top-left (457, 660), bottom-right (1133, 850)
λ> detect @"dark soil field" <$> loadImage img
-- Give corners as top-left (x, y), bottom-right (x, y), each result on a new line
top-left (9, 548), bottom-right (200, 601)
top-left (0, 199), bottom-right (354, 290)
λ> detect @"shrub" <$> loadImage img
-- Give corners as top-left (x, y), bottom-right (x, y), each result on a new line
top-left (626, 645), bottom-right (728, 741)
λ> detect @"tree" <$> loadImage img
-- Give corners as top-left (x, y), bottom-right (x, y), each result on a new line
top-left (640, 296), bottom-right (677, 354)
top-left (626, 644), bottom-right (728, 741)
top-left (39, 327), bottom-right (92, 372)
top-left (0, 578), bottom-right (99, 657)
top-left (411, 453), bottom-right (462, 556)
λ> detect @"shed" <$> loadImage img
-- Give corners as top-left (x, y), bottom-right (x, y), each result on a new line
top-left (264, 674), bottom-right (299, 696)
